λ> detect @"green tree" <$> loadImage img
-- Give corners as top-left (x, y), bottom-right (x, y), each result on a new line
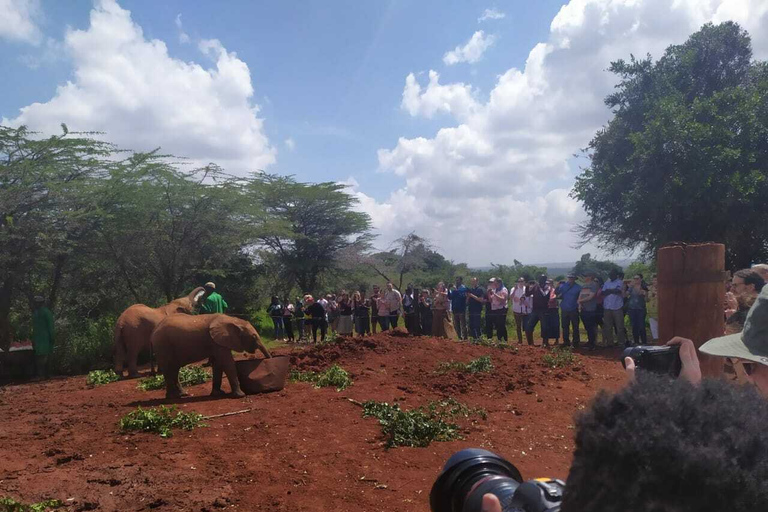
top-left (571, 254), bottom-right (622, 279)
top-left (247, 174), bottom-right (372, 294)
top-left (0, 125), bottom-right (114, 348)
top-left (573, 22), bottom-right (768, 269)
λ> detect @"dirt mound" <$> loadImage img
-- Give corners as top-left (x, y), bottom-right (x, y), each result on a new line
top-left (0, 334), bottom-right (626, 512)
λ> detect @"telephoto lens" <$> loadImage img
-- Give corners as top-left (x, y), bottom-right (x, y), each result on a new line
top-left (430, 449), bottom-right (564, 512)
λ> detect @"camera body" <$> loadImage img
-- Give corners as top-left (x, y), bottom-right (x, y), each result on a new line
top-left (622, 345), bottom-right (682, 377)
top-left (430, 449), bottom-right (564, 512)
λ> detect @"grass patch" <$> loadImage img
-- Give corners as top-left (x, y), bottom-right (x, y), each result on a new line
top-left (470, 337), bottom-right (518, 352)
top-left (542, 346), bottom-right (578, 368)
top-left (137, 365), bottom-right (211, 391)
top-left (436, 355), bottom-right (494, 374)
top-left (289, 364), bottom-right (351, 391)
top-left (0, 497), bottom-right (63, 512)
top-left (362, 397), bottom-right (486, 448)
top-left (85, 369), bottom-right (119, 387)
top-left (119, 406), bottom-right (206, 438)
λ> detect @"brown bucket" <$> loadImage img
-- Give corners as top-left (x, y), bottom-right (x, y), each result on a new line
top-left (235, 356), bottom-right (290, 394)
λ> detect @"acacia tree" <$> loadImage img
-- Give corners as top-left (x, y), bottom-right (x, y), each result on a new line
top-left (0, 125), bottom-right (114, 347)
top-left (247, 174), bottom-right (372, 294)
top-left (573, 22), bottom-right (768, 268)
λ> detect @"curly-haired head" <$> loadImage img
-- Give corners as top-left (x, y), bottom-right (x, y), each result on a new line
top-left (562, 374), bottom-right (768, 512)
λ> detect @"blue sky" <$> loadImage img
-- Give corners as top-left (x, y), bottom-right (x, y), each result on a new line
top-left (2, 0), bottom-right (767, 265)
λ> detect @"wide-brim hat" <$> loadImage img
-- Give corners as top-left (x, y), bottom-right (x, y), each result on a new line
top-left (700, 286), bottom-right (768, 366)
top-left (204, 282), bottom-right (216, 289)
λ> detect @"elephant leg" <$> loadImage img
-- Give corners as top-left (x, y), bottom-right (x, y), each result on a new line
top-left (164, 366), bottom-right (182, 399)
top-left (126, 342), bottom-right (141, 378)
top-left (113, 339), bottom-right (126, 377)
top-left (210, 360), bottom-right (225, 396)
top-left (223, 360), bottom-right (245, 398)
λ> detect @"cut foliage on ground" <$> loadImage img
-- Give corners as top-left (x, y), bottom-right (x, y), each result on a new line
top-left (119, 406), bottom-right (206, 438)
top-left (289, 364), bottom-right (352, 391)
top-left (136, 365), bottom-right (211, 391)
top-left (436, 355), bottom-right (494, 374)
top-left (361, 397), bottom-right (486, 448)
top-left (85, 369), bottom-right (119, 387)
top-left (542, 346), bottom-right (578, 368)
top-left (0, 497), bottom-right (62, 512)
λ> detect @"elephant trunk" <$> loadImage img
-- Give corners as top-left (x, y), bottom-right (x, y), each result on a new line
top-left (187, 286), bottom-right (206, 306)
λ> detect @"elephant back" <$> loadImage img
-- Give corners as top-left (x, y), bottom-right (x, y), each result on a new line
top-left (152, 315), bottom-right (213, 366)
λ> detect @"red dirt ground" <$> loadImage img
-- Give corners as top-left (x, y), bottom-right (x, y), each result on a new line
top-left (0, 333), bottom-right (626, 512)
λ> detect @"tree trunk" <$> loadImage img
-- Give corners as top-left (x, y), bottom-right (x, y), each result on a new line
top-left (48, 254), bottom-right (67, 309)
top-left (0, 277), bottom-right (15, 350)
top-left (657, 243), bottom-right (726, 378)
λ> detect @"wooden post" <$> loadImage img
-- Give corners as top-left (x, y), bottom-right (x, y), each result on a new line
top-left (657, 243), bottom-right (726, 378)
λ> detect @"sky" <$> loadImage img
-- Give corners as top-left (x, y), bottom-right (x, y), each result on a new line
top-left (2, 0), bottom-right (767, 266)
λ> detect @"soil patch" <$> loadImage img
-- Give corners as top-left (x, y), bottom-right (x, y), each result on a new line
top-left (0, 332), bottom-right (625, 511)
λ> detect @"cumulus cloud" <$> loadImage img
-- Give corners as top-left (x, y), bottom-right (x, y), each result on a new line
top-left (362, 0), bottom-right (768, 265)
top-left (443, 30), bottom-right (496, 65)
top-left (285, 137), bottom-right (295, 151)
top-left (478, 8), bottom-right (506, 23)
top-left (3, 0), bottom-right (275, 173)
top-left (401, 71), bottom-right (478, 120)
top-left (0, 0), bottom-right (42, 44)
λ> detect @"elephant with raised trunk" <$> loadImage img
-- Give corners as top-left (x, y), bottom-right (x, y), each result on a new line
top-left (151, 314), bottom-right (271, 399)
top-left (113, 287), bottom-right (205, 378)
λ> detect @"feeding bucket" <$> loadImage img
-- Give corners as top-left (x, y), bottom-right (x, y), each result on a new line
top-left (235, 355), bottom-right (290, 394)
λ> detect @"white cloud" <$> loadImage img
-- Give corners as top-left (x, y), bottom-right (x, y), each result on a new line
top-left (175, 13), bottom-right (190, 44)
top-left (402, 71), bottom-right (478, 120)
top-left (443, 30), bottom-right (496, 65)
top-left (3, 0), bottom-right (275, 174)
top-left (478, 8), bottom-right (506, 23)
top-left (363, 0), bottom-right (768, 266)
top-left (0, 0), bottom-right (42, 44)
top-left (285, 137), bottom-right (295, 151)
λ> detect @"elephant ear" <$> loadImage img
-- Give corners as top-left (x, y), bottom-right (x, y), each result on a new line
top-left (209, 316), bottom-right (244, 351)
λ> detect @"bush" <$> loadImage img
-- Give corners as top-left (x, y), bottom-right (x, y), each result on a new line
top-left (470, 337), bottom-right (518, 352)
top-left (0, 497), bottom-right (63, 512)
top-left (50, 316), bottom-right (116, 375)
top-left (137, 365), bottom-right (210, 391)
top-left (85, 369), bottom-right (119, 387)
top-left (289, 364), bottom-right (352, 391)
top-left (249, 308), bottom-right (274, 339)
top-left (362, 397), bottom-right (486, 448)
top-left (119, 406), bottom-right (206, 438)
top-left (542, 346), bottom-right (578, 368)
top-left (436, 355), bottom-right (494, 374)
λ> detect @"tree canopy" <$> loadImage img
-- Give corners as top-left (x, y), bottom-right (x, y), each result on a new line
top-left (573, 22), bottom-right (768, 268)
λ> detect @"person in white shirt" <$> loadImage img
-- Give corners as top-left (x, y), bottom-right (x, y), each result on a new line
top-left (384, 282), bottom-right (402, 328)
top-left (511, 277), bottom-right (530, 344)
top-left (488, 278), bottom-right (509, 342)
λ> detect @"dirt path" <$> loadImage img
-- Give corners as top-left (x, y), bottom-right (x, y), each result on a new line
top-left (0, 333), bottom-right (625, 511)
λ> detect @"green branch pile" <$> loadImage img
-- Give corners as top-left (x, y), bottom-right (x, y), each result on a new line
top-left (137, 365), bottom-right (211, 391)
top-left (289, 364), bottom-right (351, 391)
top-left (0, 498), bottom-right (62, 512)
top-left (542, 346), bottom-right (578, 368)
top-left (436, 355), bottom-right (494, 374)
top-left (119, 406), bottom-right (206, 438)
top-left (85, 369), bottom-right (119, 387)
top-left (362, 397), bottom-right (486, 448)
top-left (470, 337), bottom-right (518, 351)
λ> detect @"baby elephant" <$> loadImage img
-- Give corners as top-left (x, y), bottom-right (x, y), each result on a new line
top-left (151, 314), bottom-right (271, 399)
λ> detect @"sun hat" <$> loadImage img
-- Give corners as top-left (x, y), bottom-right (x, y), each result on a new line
top-left (700, 286), bottom-right (768, 366)
top-left (204, 282), bottom-right (216, 289)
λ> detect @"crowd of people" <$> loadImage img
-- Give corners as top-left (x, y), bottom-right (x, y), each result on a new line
top-left (259, 263), bottom-right (768, 349)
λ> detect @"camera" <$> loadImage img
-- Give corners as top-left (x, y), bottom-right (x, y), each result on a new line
top-left (430, 448), bottom-right (564, 512)
top-left (621, 345), bottom-right (681, 377)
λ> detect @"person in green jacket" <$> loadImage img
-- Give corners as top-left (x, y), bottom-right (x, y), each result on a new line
top-left (32, 296), bottom-right (55, 379)
top-left (200, 282), bottom-right (228, 314)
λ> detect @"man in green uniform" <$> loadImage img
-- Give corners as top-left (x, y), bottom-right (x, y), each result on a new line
top-left (32, 296), bottom-right (55, 380)
top-left (200, 282), bottom-right (228, 314)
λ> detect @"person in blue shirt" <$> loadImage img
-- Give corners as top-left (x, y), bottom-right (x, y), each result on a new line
top-left (556, 274), bottom-right (583, 347)
top-left (448, 276), bottom-right (468, 340)
top-left (466, 277), bottom-right (486, 340)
